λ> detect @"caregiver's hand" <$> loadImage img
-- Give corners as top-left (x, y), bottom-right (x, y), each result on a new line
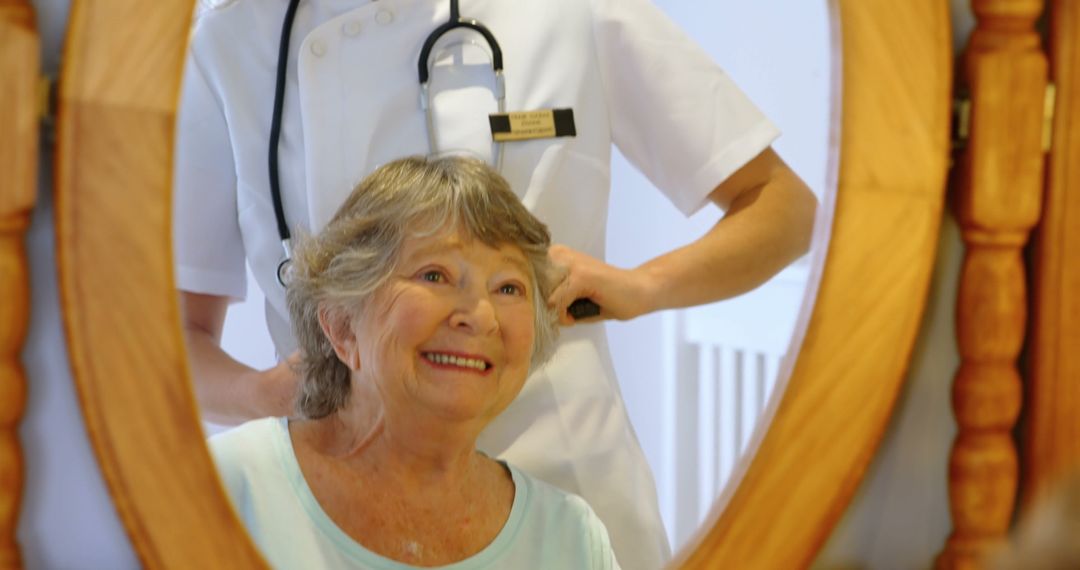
top-left (180, 291), bottom-right (301, 423)
top-left (547, 244), bottom-right (659, 326)
top-left (548, 150), bottom-right (817, 329)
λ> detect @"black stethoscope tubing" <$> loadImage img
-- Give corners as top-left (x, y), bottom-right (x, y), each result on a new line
top-left (270, 0), bottom-right (302, 286)
top-left (268, 0), bottom-right (600, 319)
top-left (417, 0), bottom-right (502, 85)
top-left (270, 0), bottom-right (502, 288)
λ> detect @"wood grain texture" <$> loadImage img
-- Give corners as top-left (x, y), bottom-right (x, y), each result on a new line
top-left (674, 0), bottom-right (952, 567)
top-left (54, 1), bottom-right (266, 568)
top-left (55, 1), bottom-right (952, 568)
top-left (0, 1), bottom-right (39, 568)
top-left (937, 0), bottom-right (1048, 567)
top-left (1022, 0), bottom-right (1080, 510)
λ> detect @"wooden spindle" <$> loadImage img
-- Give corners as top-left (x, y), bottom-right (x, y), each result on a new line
top-left (937, 0), bottom-right (1047, 568)
top-left (0, 1), bottom-right (40, 568)
top-left (1022, 0), bottom-right (1080, 510)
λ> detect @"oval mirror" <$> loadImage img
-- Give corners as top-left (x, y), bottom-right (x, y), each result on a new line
top-left (44, 0), bottom-right (950, 567)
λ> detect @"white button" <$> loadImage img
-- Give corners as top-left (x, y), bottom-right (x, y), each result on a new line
top-left (375, 9), bottom-right (393, 25)
top-left (310, 40), bottom-right (327, 57)
top-left (343, 20), bottom-right (362, 37)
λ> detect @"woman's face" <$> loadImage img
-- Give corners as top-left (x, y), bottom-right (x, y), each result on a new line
top-left (353, 230), bottom-right (537, 427)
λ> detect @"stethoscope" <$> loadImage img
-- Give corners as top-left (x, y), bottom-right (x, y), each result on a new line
top-left (269, 0), bottom-right (600, 318)
top-left (270, 0), bottom-right (503, 288)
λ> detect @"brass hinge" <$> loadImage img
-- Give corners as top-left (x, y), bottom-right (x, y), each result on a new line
top-left (1042, 82), bottom-right (1056, 153)
top-left (39, 75), bottom-right (56, 140)
top-left (951, 83), bottom-right (1056, 154)
top-left (952, 89), bottom-right (971, 153)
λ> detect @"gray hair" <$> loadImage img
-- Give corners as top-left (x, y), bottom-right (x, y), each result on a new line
top-left (285, 155), bottom-right (559, 419)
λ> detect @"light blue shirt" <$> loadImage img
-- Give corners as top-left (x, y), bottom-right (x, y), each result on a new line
top-left (209, 418), bottom-right (621, 569)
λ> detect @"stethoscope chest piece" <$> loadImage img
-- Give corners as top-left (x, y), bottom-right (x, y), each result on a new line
top-left (276, 258), bottom-right (292, 287)
top-left (276, 239), bottom-right (294, 287)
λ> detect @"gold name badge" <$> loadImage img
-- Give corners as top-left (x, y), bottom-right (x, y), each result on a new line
top-left (489, 108), bottom-right (576, 142)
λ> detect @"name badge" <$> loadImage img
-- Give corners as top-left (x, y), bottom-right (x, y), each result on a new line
top-left (489, 108), bottom-right (576, 142)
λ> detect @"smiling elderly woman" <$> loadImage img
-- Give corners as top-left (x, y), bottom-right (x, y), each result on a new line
top-left (208, 156), bottom-right (620, 569)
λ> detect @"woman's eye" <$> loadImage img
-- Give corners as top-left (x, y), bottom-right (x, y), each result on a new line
top-left (419, 270), bottom-right (446, 283)
top-left (498, 283), bottom-right (525, 296)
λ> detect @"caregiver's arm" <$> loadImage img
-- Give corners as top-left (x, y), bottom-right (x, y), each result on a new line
top-left (180, 292), bottom-right (299, 423)
top-left (548, 147), bottom-right (816, 324)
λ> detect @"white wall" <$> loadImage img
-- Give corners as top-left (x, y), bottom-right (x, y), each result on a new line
top-left (18, 144), bottom-right (139, 568)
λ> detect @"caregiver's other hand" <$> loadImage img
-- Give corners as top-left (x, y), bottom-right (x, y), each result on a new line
top-left (181, 291), bottom-right (303, 423)
top-left (547, 244), bottom-right (658, 326)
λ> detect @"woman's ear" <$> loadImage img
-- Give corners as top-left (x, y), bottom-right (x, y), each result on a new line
top-left (317, 304), bottom-right (361, 370)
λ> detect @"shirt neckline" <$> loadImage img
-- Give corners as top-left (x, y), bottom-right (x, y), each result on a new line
top-left (269, 417), bottom-right (529, 569)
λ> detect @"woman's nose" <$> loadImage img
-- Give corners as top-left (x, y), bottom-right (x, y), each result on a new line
top-left (449, 294), bottom-right (499, 335)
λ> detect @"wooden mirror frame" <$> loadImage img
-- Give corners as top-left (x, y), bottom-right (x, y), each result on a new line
top-left (48, 0), bottom-right (950, 567)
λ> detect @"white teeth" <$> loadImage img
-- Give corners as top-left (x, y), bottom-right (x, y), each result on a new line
top-left (423, 352), bottom-right (488, 371)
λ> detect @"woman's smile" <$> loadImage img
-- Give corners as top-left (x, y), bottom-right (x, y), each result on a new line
top-left (420, 351), bottom-right (493, 374)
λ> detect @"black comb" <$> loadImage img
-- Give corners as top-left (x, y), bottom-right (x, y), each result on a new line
top-left (568, 298), bottom-right (601, 320)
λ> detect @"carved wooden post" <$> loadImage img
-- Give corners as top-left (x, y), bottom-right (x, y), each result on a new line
top-left (937, 0), bottom-right (1047, 568)
top-left (0, 1), bottom-right (39, 568)
top-left (1022, 0), bottom-right (1080, 509)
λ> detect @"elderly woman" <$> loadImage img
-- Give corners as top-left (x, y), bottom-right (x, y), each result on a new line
top-left (209, 156), bottom-right (619, 569)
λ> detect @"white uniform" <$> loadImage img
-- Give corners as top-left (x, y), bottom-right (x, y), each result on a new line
top-left (174, 0), bottom-right (778, 567)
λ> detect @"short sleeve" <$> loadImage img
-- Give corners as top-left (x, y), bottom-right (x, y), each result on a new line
top-left (589, 0), bottom-right (780, 215)
top-left (173, 34), bottom-right (247, 300)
